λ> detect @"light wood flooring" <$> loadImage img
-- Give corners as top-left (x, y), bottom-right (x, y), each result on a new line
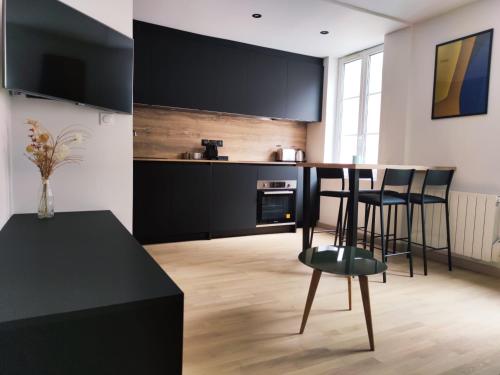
top-left (146, 230), bottom-right (500, 375)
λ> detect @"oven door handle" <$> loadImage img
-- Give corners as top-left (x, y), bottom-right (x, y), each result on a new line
top-left (262, 190), bottom-right (295, 195)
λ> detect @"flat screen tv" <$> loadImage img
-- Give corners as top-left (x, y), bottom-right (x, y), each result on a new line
top-left (3, 0), bottom-right (134, 114)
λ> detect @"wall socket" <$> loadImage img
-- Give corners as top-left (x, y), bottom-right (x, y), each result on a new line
top-left (99, 112), bottom-right (115, 126)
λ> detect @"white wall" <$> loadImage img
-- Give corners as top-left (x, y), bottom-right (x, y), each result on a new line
top-left (9, 0), bottom-right (134, 230)
top-left (306, 57), bottom-right (337, 163)
top-left (378, 27), bottom-right (413, 165)
top-left (0, 0), bottom-right (12, 229)
top-left (381, 0), bottom-right (500, 194)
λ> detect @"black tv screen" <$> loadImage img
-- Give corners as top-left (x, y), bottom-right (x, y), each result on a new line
top-left (3, 0), bottom-right (134, 114)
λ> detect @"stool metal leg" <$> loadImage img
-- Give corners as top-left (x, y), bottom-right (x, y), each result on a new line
top-left (406, 203), bottom-right (414, 277)
top-left (393, 206), bottom-right (398, 254)
top-left (409, 203), bottom-right (415, 259)
top-left (338, 198), bottom-right (345, 246)
top-left (386, 205), bottom-right (392, 253)
top-left (445, 201), bottom-right (453, 271)
top-left (334, 198), bottom-right (343, 246)
top-left (370, 206), bottom-right (376, 253)
top-left (421, 203), bottom-right (428, 276)
top-left (342, 203), bottom-right (349, 246)
top-left (379, 204), bottom-right (387, 283)
top-left (363, 204), bottom-right (370, 249)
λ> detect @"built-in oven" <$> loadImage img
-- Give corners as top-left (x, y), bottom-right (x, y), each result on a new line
top-left (257, 180), bottom-right (297, 227)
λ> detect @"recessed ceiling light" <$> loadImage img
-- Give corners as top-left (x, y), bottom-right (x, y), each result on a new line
top-left (252, 13), bottom-right (262, 19)
top-left (320, 30), bottom-right (329, 35)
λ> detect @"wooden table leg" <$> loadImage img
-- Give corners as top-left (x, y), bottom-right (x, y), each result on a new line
top-left (299, 269), bottom-right (322, 334)
top-left (359, 275), bottom-right (375, 351)
top-left (347, 276), bottom-right (352, 310)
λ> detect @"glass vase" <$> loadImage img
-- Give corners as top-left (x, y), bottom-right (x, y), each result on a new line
top-left (38, 179), bottom-right (54, 219)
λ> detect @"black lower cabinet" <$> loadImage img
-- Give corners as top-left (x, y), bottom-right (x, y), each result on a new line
top-left (296, 167), bottom-right (304, 227)
top-left (133, 161), bottom-right (303, 244)
top-left (133, 161), bottom-right (211, 244)
top-left (258, 165), bottom-right (298, 181)
top-left (211, 164), bottom-right (258, 235)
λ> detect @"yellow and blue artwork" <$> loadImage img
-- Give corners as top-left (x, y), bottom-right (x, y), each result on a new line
top-left (432, 29), bottom-right (493, 119)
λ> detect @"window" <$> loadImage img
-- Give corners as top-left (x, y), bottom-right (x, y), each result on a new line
top-left (334, 45), bottom-right (384, 164)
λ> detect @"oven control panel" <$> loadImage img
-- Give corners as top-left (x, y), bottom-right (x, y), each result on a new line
top-left (257, 180), bottom-right (297, 190)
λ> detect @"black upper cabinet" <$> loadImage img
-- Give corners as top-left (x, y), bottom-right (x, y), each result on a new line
top-left (246, 51), bottom-right (288, 118)
top-left (150, 25), bottom-right (202, 110)
top-left (213, 45), bottom-right (248, 114)
top-left (286, 59), bottom-right (324, 122)
top-left (134, 20), bottom-right (324, 122)
top-left (133, 22), bottom-right (152, 104)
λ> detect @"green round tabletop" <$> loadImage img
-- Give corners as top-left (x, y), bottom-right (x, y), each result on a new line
top-left (298, 245), bottom-right (387, 276)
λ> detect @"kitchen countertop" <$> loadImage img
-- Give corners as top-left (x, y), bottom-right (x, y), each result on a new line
top-left (134, 157), bottom-right (297, 166)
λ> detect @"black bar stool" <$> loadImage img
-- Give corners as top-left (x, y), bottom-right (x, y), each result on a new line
top-left (341, 170), bottom-right (376, 244)
top-left (310, 169), bottom-right (376, 248)
top-left (409, 169), bottom-right (455, 275)
top-left (359, 169), bottom-right (416, 283)
top-left (310, 168), bottom-right (346, 248)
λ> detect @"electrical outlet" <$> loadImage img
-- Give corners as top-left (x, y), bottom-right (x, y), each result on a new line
top-left (99, 112), bottom-right (115, 126)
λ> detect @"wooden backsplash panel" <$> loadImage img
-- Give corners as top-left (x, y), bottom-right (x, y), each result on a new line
top-left (133, 106), bottom-right (307, 161)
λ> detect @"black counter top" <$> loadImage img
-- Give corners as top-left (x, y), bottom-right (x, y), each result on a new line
top-left (0, 210), bottom-right (182, 325)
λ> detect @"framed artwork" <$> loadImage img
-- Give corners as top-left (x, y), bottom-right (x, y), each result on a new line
top-left (432, 29), bottom-right (494, 119)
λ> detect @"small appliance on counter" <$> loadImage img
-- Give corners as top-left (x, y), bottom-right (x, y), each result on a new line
top-left (276, 148), bottom-right (296, 162)
top-left (295, 149), bottom-right (306, 162)
top-left (202, 139), bottom-right (228, 160)
top-left (275, 148), bottom-right (306, 162)
top-left (181, 152), bottom-right (204, 160)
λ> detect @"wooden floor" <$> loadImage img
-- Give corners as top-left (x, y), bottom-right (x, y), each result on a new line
top-left (147, 230), bottom-right (500, 375)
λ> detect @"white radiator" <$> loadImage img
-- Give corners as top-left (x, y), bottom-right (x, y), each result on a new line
top-left (410, 190), bottom-right (500, 263)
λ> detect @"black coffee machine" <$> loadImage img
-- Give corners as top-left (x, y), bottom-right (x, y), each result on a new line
top-left (202, 139), bottom-right (224, 160)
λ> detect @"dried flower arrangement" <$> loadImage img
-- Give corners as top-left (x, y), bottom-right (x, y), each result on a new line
top-left (24, 119), bottom-right (89, 218)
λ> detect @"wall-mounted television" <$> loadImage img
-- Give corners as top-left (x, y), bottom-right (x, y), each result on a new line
top-left (3, 0), bottom-right (134, 114)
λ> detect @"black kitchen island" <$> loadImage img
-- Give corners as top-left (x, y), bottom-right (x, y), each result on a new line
top-left (0, 211), bottom-right (183, 375)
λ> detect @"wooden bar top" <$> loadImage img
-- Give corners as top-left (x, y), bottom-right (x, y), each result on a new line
top-left (298, 162), bottom-right (456, 171)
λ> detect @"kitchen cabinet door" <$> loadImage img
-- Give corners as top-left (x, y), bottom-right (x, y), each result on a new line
top-left (286, 59), bottom-right (324, 122)
top-left (258, 166), bottom-right (299, 181)
top-left (211, 165), bottom-right (258, 233)
top-left (212, 44), bottom-right (249, 115)
top-left (133, 161), bottom-right (175, 244)
top-left (168, 163), bottom-right (211, 235)
top-left (133, 161), bottom-right (210, 244)
top-left (150, 26), bottom-right (203, 110)
top-left (133, 21), bottom-right (152, 104)
top-left (246, 51), bottom-right (288, 118)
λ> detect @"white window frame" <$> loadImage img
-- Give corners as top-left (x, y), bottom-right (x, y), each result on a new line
top-left (333, 44), bottom-right (384, 163)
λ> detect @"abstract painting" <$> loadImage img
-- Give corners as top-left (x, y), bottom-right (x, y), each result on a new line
top-left (432, 29), bottom-right (493, 119)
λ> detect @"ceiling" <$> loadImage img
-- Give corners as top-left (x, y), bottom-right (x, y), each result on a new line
top-left (337, 0), bottom-right (480, 24)
top-left (134, 0), bottom-right (480, 58)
